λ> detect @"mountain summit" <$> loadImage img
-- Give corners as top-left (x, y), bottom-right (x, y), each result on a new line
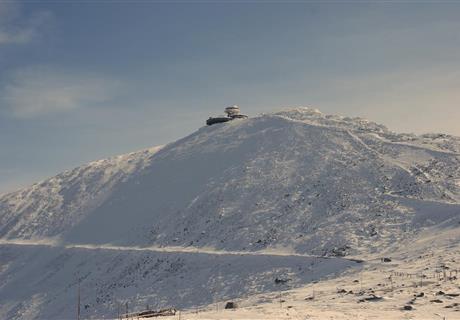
top-left (1, 107), bottom-right (459, 319)
top-left (2, 107), bottom-right (459, 252)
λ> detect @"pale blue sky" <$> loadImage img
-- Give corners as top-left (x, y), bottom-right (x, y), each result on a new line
top-left (1, 1), bottom-right (460, 194)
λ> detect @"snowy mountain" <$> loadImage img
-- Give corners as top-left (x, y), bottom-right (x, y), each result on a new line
top-left (1, 107), bottom-right (459, 319)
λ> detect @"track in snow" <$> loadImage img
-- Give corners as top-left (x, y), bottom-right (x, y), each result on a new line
top-left (0, 238), bottom-right (363, 263)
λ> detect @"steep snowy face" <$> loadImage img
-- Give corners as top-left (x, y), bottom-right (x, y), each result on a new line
top-left (0, 146), bottom-right (162, 240)
top-left (1, 108), bottom-right (460, 254)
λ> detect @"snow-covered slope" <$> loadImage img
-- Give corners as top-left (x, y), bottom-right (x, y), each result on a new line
top-left (0, 243), bottom-right (356, 320)
top-left (1, 107), bottom-right (459, 319)
top-left (166, 224), bottom-right (460, 320)
top-left (0, 146), bottom-right (162, 240)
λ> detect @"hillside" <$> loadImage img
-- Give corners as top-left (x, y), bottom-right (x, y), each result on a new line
top-left (156, 224), bottom-right (460, 320)
top-left (1, 107), bottom-right (459, 319)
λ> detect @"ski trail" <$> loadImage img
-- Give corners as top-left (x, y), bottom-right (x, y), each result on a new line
top-left (0, 238), bottom-right (363, 263)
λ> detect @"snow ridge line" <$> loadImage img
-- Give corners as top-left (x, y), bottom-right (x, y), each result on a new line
top-left (273, 114), bottom-right (460, 156)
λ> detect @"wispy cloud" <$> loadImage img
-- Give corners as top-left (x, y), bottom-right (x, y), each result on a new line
top-left (1, 67), bottom-right (121, 118)
top-left (0, 2), bottom-right (52, 45)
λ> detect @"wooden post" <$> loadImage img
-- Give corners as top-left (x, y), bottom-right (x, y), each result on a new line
top-left (76, 274), bottom-right (81, 320)
top-left (389, 275), bottom-right (393, 293)
top-left (77, 284), bottom-right (80, 320)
